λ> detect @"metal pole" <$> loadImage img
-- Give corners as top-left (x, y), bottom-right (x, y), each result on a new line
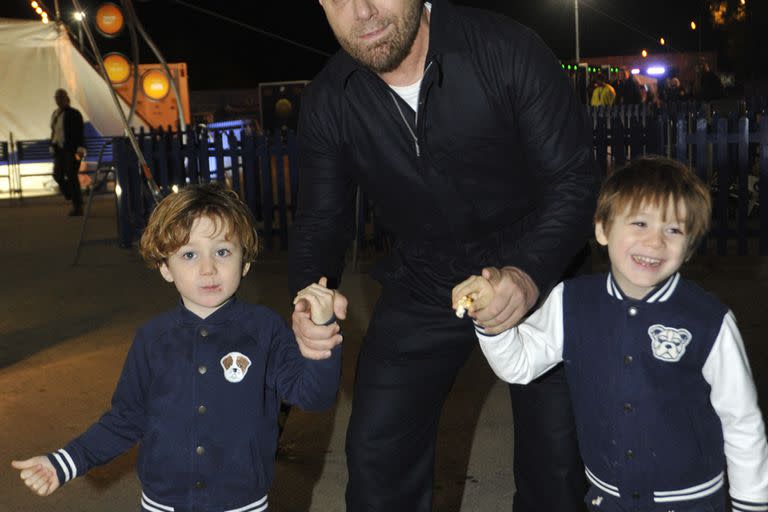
top-left (574, 0), bottom-right (580, 63)
top-left (71, 0), bottom-right (162, 202)
top-left (54, 0), bottom-right (61, 22)
top-left (698, 18), bottom-right (702, 52)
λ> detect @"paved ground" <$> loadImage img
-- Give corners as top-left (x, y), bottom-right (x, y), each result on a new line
top-left (0, 194), bottom-right (766, 512)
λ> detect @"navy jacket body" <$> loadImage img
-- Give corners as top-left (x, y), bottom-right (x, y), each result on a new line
top-left (478, 273), bottom-right (768, 511)
top-left (47, 299), bottom-right (341, 512)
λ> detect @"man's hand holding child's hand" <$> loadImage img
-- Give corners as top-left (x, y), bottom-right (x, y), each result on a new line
top-left (292, 277), bottom-right (347, 360)
top-left (452, 266), bottom-right (539, 335)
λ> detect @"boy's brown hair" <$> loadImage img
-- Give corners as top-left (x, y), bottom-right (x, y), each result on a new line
top-left (594, 156), bottom-right (712, 257)
top-left (139, 183), bottom-right (259, 267)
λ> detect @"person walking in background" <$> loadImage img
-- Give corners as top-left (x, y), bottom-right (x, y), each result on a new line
top-left (456, 156), bottom-right (768, 511)
top-left (614, 67), bottom-right (643, 105)
top-left (590, 73), bottom-right (617, 107)
top-left (661, 77), bottom-right (686, 104)
top-left (49, 89), bottom-right (86, 216)
top-left (289, 0), bottom-right (598, 510)
top-left (698, 61), bottom-right (724, 102)
top-left (11, 183), bottom-right (342, 512)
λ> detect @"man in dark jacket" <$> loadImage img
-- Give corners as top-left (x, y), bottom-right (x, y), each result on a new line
top-left (289, 1), bottom-right (598, 510)
top-left (50, 89), bottom-right (85, 216)
top-left (614, 67), bottom-right (643, 106)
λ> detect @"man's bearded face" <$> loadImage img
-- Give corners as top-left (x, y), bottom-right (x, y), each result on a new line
top-left (323, 0), bottom-right (424, 74)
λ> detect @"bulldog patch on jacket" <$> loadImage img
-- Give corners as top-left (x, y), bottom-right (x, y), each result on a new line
top-left (648, 324), bottom-right (692, 362)
top-left (220, 351), bottom-right (252, 383)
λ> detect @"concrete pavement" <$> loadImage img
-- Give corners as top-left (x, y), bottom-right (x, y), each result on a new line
top-left (0, 194), bottom-right (766, 511)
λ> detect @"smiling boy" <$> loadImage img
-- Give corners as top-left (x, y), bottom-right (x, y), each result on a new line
top-left (453, 157), bottom-right (768, 511)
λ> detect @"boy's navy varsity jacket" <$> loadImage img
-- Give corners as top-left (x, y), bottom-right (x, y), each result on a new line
top-left (46, 298), bottom-right (341, 512)
top-left (478, 272), bottom-right (768, 512)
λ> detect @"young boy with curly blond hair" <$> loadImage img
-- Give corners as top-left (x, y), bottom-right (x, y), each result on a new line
top-left (12, 183), bottom-right (342, 512)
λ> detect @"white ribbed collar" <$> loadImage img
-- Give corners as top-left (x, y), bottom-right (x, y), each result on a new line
top-left (605, 272), bottom-right (680, 303)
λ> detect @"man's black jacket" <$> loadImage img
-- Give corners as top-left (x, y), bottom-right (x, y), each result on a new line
top-left (290, 0), bottom-right (598, 303)
top-left (52, 106), bottom-right (85, 152)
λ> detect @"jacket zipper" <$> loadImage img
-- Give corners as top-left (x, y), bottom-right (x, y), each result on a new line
top-left (387, 61), bottom-right (434, 158)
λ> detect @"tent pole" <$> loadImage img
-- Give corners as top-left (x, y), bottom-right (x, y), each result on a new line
top-left (71, 0), bottom-right (162, 202)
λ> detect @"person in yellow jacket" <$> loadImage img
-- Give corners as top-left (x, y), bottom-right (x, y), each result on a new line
top-left (591, 74), bottom-right (617, 107)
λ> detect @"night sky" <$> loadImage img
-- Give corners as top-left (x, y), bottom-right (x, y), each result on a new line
top-left (0, 0), bottom-right (758, 90)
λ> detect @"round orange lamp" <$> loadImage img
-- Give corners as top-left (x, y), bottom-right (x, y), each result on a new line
top-left (141, 69), bottom-right (171, 100)
top-left (103, 53), bottom-right (131, 84)
top-left (95, 3), bottom-right (125, 37)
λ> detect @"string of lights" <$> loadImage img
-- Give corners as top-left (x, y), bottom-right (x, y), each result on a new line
top-left (29, 0), bottom-right (50, 24)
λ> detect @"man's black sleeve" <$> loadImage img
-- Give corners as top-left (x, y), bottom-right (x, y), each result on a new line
top-left (288, 84), bottom-right (357, 297)
top-left (500, 27), bottom-right (599, 298)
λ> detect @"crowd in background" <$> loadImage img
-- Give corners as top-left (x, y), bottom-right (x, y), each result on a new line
top-left (588, 62), bottom-right (725, 108)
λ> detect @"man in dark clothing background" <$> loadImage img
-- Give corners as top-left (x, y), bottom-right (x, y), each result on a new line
top-left (698, 62), bottom-right (725, 102)
top-left (289, 1), bottom-right (598, 510)
top-left (50, 88), bottom-right (85, 216)
top-left (614, 67), bottom-right (643, 106)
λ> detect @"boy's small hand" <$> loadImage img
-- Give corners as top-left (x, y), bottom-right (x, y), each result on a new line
top-left (451, 273), bottom-right (497, 318)
top-left (294, 277), bottom-right (336, 325)
top-left (292, 277), bottom-right (348, 360)
top-left (12, 456), bottom-right (60, 496)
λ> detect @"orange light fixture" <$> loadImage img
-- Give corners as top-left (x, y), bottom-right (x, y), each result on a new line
top-left (104, 53), bottom-right (132, 84)
top-left (141, 69), bottom-right (171, 100)
top-left (95, 2), bottom-right (125, 37)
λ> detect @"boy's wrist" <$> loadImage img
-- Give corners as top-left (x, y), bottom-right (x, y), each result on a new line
top-left (45, 452), bottom-right (68, 487)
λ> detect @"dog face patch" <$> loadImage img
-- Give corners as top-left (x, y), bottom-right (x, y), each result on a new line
top-left (220, 351), bottom-right (252, 383)
top-left (648, 324), bottom-right (692, 362)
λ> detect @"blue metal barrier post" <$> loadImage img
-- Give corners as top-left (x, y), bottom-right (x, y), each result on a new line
top-left (113, 138), bottom-right (135, 248)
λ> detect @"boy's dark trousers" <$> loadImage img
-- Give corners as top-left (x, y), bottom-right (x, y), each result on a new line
top-left (53, 147), bottom-right (82, 213)
top-left (344, 284), bottom-right (587, 512)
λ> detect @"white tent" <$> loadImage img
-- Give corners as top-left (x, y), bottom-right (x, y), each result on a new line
top-left (0, 17), bottom-right (147, 142)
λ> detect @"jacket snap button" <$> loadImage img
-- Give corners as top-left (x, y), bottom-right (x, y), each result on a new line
top-left (198, 365), bottom-right (207, 375)
top-left (200, 328), bottom-right (209, 337)
top-left (628, 306), bottom-right (638, 316)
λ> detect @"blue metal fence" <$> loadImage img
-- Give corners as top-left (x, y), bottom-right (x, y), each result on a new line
top-left (3, 108), bottom-right (766, 256)
top-left (109, 126), bottom-right (298, 250)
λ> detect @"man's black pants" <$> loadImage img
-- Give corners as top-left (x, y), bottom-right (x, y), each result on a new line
top-left (53, 148), bottom-right (82, 211)
top-left (345, 286), bottom-right (586, 511)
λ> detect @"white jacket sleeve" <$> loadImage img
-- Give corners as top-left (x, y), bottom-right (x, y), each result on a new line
top-left (702, 311), bottom-right (768, 511)
top-left (476, 282), bottom-right (566, 384)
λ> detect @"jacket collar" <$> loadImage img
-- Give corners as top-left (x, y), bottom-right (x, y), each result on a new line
top-left (605, 272), bottom-right (681, 303)
top-left (334, 0), bottom-right (465, 88)
top-left (173, 296), bottom-right (241, 326)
